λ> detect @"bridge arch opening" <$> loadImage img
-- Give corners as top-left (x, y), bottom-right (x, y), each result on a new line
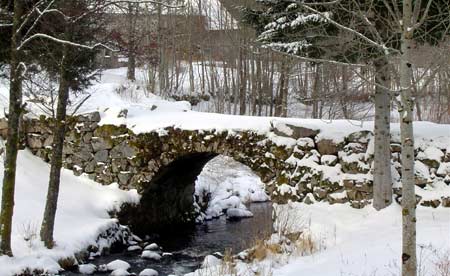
top-left (118, 152), bottom-right (271, 238)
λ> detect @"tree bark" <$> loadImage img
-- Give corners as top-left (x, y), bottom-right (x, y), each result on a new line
top-left (40, 28), bottom-right (71, 249)
top-left (372, 58), bottom-right (393, 210)
top-left (0, 0), bottom-right (24, 257)
top-left (400, 1), bottom-right (417, 275)
top-left (126, 3), bottom-right (136, 81)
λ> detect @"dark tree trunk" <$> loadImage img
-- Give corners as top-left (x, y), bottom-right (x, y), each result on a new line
top-left (40, 34), bottom-right (71, 249)
top-left (0, 0), bottom-right (24, 257)
top-left (126, 3), bottom-right (136, 81)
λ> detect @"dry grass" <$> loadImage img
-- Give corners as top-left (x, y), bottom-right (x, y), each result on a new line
top-left (432, 249), bottom-right (450, 276)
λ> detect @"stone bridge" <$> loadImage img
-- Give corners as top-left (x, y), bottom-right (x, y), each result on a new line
top-left (2, 112), bottom-right (449, 234)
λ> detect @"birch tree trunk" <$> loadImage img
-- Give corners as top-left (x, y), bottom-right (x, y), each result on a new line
top-left (373, 58), bottom-right (393, 210)
top-left (400, 0), bottom-right (417, 274)
top-left (0, 0), bottom-right (24, 257)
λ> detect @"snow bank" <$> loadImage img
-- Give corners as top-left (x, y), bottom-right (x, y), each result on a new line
top-left (273, 203), bottom-right (450, 276)
top-left (0, 150), bottom-right (139, 275)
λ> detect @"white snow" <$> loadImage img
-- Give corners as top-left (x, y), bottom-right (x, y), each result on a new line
top-left (139, 268), bottom-right (159, 276)
top-left (0, 150), bottom-right (139, 276)
top-left (127, 245), bottom-right (142, 252)
top-left (110, 268), bottom-right (131, 276)
top-left (415, 160), bottom-right (431, 180)
top-left (144, 243), bottom-right (159, 251)
top-left (272, 203), bottom-right (450, 276)
top-left (106, 260), bottom-right (131, 271)
top-left (201, 255), bottom-right (222, 268)
top-left (79, 264), bottom-right (97, 275)
top-left (226, 208), bottom-right (254, 219)
top-left (437, 163), bottom-right (450, 177)
top-left (141, 251), bottom-right (162, 260)
top-left (320, 155), bottom-right (337, 165)
top-left (417, 146), bottom-right (444, 162)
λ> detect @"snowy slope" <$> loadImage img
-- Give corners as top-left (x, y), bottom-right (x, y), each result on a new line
top-left (272, 203), bottom-right (450, 276)
top-left (0, 150), bottom-right (139, 275)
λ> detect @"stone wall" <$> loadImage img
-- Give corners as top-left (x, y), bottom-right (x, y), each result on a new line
top-left (1, 112), bottom-right (448, 210)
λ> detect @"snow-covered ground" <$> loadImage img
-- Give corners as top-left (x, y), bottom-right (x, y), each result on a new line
top-left (0, 150), bottom-right (139, 275)
top-left (273, 203), bottom-right (450, 276)
top-left (190, 203), bottom-right (450, 276)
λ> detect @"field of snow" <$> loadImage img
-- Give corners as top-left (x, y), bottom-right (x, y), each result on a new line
top-left (0, 150), bottom-right (139, 275)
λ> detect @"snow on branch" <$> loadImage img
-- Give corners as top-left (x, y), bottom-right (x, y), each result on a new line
top-left (17, 33), bottom-right (114, 52)
top-left (299, 3), bottom-right (399, 55)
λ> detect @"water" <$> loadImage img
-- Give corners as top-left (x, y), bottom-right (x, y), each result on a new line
top-left (67, 202), bottom-right (273, 276)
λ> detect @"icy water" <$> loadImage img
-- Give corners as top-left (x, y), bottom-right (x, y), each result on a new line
top-left (66, 202), bottom-right (273, 276)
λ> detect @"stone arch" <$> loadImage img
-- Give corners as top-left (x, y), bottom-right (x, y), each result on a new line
top-left (119, 152), bottom-right (219, 235)
top-left (118, 127), bottom-right (281, 236)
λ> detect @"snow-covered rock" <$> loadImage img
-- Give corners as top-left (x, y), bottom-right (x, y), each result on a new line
top-left (141, 251), bottom-right (162, 260)
top-left (139, 268), bottom-right (159, 276)
top-left (127, 245), bottom-right (142, 252)
top-left (79, 264), bottom-right (96, 275)
top-left (106, 260), bottom-right (131, 271)
top-left (201, 255), bottom-right (222, 268)
top-left (144, 243), bottom-right (159, 251)
top-left (226, 208), bottom-right (254, 219)
top-left (437, 162), bottom-right (450, 177)
top-left (110, 268), bottom-right (130, 276)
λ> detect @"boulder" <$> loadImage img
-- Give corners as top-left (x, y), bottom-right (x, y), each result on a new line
top-left (441, 197), bottom-right (450, 208)
top-left (77, 112), bottom-right (101, 123)
top-left (27, 134), bottom-right (43, 149)
top-left (420, 199), bottom-right (441, 208)
top-left (346, 130), bottom-right (373, 144)
top-left (94, 150), bottom-right (109, 163)
top-left (327, 191), bottom-right (348, 204)
top-left (272, 121), bottom-right (319, 139)
top-left (321, 155), bottom-right (338, 166)
top-left (317, 139), bottom-right (339, 155)
top-left (110, 142), bottom-right (137, 159)
top-left (118, 172), bottom-right (132, 185)
top-left (91, 137), bottom-right (113, 152)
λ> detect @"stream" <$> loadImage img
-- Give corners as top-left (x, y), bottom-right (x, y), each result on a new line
top-left (67, 202), bottom-right (273, 276)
